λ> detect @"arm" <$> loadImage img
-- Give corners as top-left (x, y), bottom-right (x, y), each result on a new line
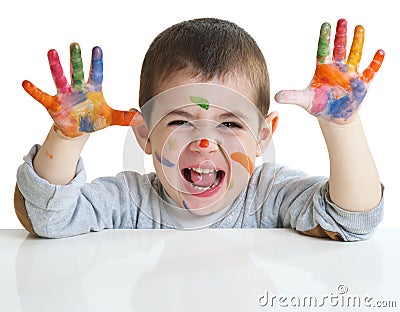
top-left (275, 19), bottom-right (384, 212)
top-left (33, 126), bottom-right (89, 185)
top-left (319, 115), bottom-right (381, 212)
top-left (23, 43), bottom-right (142, 185)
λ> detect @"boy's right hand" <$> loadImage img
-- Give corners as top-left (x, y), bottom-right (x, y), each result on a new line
top-left (22, 43), bottom-right (142, 138)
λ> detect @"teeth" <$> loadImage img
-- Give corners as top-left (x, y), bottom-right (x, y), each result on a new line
top-left (190, 167), bottom-right (215, 174)
top-left (190, 172), bottom-right (221, 191)
top-left (192, 185), bottom-right (209, 191)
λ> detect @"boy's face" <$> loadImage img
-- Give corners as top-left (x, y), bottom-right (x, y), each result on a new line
top-left (135, 74), bottom-right (278, 216)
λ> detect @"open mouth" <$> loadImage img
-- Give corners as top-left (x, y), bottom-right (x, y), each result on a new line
top-left (181, 167), bottom-right (226, 196)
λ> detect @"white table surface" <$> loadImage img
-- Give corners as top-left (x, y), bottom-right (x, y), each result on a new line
top-left (1, 228), bottom-right (399, 311)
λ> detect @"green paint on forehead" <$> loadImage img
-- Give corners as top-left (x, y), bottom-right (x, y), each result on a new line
top-left (190, 95), bottom-right (209, 110)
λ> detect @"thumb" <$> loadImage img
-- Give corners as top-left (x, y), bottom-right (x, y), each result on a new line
top-left (274, 89), bottom-right (315, 110)
top-left (22, 80), bottom-right (59, 111)
top-left (110, 108), bottom-right (143, 127)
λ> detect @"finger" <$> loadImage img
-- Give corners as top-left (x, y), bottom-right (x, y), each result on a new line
top-left (47, 49), bottom-right (71, 94)
top-left (361, 49), bottom-right (385, 83)
top-left (22, 80), bottom-right (59, 111)
top-left (70, 43), bottom-right (85, 91)
top-left (333, 19), bottom-right (347, 62)
top-left (88, 46), bottom-right (103, 91)
top-left (274, 89), bottom-right (315, 110)
top-left (317, 22), bottom-right (331, 64)
top-left (111, 109), bottom-right (143, 127)
top-left (346, 25), bottom-right (364, 73)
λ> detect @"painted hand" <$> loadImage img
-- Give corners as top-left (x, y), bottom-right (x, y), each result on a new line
top-left (275, 19), bottom-right (384, 124)
top-left (22, 43), bottom-right (142, 138)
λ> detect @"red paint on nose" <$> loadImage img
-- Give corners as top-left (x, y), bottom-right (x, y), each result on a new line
top-left (199, 139), bottom-right (209, 148)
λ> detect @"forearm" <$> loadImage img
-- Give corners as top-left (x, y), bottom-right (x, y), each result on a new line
top-left (319, 114), bottom-right (381, 212)
top-left (33, 126), bottom-right (90, 185)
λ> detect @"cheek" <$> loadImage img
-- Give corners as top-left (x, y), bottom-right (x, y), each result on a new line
top-left (220, 134), bottom-right (257, 156)
top-left (167, 138), bottom-right (178, 151)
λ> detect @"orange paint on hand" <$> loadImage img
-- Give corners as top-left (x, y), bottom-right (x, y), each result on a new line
top-left (361, 49), bottom-right (385, 83)
top-left (311, 64), bottom-right (351, 91)
top-left (231, 152), bottom-right (254, 175)
top-left (22, 80), bottom-right (59, 111)
top-left (111, 109), bottom-right (142, 126)
top-left (199, 139), bottom-right (209, 148)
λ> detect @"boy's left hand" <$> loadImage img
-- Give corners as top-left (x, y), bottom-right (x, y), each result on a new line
top-left (275, 19), bottom-right (384, 124)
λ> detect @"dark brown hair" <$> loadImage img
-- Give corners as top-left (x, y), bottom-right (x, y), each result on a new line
top-left (139, 18), bottom-right (270, 116)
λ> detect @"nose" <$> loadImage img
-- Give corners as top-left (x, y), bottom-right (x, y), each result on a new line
top-left (189, 138), bottom-right (218, 154)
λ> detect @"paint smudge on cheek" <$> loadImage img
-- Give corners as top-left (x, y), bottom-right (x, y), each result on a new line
top-left (218, 144), bottom-right (229, 163)
top-left (230, 152), bottom-right (254, 175)
top-left (167, 138), bottom-right (178, 151)
top-left (155, 151), bottom-right (176, 167)
top-left (228, 180), bottom-right (234, 190)
top-left (182, 200), bottom-right (193, 214)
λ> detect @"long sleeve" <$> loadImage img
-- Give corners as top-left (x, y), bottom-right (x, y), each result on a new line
top-left (261, 164), bottom-right (384, 241)
top-left (16, 145), bottom-right (152, 238)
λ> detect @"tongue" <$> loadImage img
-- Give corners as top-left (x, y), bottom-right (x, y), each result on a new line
top-left (190, 170), bottom-right (216, 187)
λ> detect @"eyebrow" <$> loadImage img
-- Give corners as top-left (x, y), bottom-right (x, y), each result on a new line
top-left (218, 111), bottom-right (250, 123)
top-left (166, 109), bottom-right (250, 122)
top-left (166, 110), bottom-right (194, 119)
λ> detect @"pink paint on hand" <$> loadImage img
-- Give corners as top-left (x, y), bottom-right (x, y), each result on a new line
top-left (47, 49), bottom-right (70, 94)
top-left (310, 88), bottom-right (328, 114)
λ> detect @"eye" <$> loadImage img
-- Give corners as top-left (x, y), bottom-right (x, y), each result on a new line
top-left (220, 122), bottom-right (243, 129)
top-left (168, 120), bottom-right (192, 127)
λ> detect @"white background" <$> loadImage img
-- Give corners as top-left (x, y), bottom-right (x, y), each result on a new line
top-left (1, 0), bottom-right (398, 229)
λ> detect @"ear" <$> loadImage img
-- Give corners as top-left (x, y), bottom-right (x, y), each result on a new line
top-left (256, 111), bottom-right (279, 157)
top-left (131, 112), bottom-right (152, 155)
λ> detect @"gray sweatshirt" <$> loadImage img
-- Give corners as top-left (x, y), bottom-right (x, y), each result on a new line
top-left (16, 145), bottom-right (384, 240)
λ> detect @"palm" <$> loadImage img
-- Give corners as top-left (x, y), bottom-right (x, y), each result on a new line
top-left (275, 19), bottom-right (384, 124)
top-left (23, 43), bottom-right (140, 138)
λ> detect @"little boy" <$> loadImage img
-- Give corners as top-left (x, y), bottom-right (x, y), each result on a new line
top-left (15, 18), bottom-right (384, 240)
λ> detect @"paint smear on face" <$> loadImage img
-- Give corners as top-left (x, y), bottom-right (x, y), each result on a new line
top-left (182, 200), bottom-right (193, 213)
top-left (218, 144), bottom-right (229, 164)
top-left (167, 138), bottom-right (178, 151)
top-left (199, 139), bottom-right (209, 148)
top-left (228, 180), bottom-right (234, 190)
top-left (155, 151), bottom-right (176, 167)
top-left (190, 95), bottom-right (209, 110)
top-left (231, 152), bottom-right (254, 175)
